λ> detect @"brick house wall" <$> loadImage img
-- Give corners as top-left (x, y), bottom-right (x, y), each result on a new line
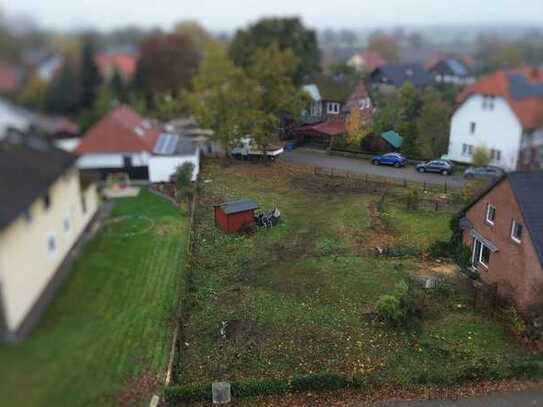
top-left (463, 179), bottom-right (543, 314)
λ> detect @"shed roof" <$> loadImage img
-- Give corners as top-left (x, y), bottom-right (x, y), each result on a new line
top-left (217, 199), bottom-right (259, 215)
top-left (381, 130), bottom-right (404, 148)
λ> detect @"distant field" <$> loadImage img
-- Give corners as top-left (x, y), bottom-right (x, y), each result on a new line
top-left (179, 160), bottom-right (523, 388)
top-left (0, 190), bottom-right (187, 406)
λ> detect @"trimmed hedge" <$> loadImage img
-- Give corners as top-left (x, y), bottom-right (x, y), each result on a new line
top-left (163, 373), bottom-right (363, 404)
top-left (163, 359), bottom-right (543, 404)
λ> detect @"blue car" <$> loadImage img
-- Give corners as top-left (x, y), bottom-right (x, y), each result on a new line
top-left (371, 153), bottom-right (407, 168)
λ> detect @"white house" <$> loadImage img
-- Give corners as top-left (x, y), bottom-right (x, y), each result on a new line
top-left (0, 98), bottom-right (32, 138)
top-left (0, 136), bottom-right (100, 341)
top-left (447, 68), bottom-right (543, 171)
top-left (76, 105), bottom-right (200, 181)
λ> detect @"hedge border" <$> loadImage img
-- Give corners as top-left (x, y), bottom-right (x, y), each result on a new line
top-left (163, 359), bottom-right (543, 404)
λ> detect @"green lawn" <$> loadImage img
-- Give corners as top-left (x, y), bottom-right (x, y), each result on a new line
top-left (179, 160), bottom-right (524, 388)
top-left (0, 190), bottom-right (187, 406)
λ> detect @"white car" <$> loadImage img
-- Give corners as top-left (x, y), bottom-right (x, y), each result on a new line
top-left (231, 137), bottom-right (284, 160)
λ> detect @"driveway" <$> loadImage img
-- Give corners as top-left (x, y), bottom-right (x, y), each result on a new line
top-left (281, 149), bottom-right (466, 188)
top-left (374, 389), bottom-right (543, 406)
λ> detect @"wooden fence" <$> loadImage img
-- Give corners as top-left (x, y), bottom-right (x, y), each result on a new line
top-left (313, 165), bottom-right (456, 194)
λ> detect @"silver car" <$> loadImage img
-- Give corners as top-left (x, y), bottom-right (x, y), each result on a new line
top-left (464, 165), bottom-right (505, 180)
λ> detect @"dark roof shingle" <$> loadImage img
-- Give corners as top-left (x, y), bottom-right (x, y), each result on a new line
top-left (0, 137), bottom-right (76, 229)
top-left (508, 171), bottom-right (543, 267)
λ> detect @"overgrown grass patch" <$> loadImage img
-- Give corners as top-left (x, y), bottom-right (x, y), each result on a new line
top-left (179, 160), bottom-right (525, 391)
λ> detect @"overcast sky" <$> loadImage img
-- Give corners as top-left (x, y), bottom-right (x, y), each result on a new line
top-left (4, 0), bottom-right (543, 32)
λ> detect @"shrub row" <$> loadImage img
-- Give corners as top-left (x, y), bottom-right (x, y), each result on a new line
top-left (163, 358), bottom-right (543, 405)
top-left (163, 373), bottom-right (366, 404)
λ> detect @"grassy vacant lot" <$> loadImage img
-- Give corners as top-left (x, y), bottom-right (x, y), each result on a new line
top-left (0, 190), bottom-right (187, 407)
top-left (180, 160), bottom-right (524, 389)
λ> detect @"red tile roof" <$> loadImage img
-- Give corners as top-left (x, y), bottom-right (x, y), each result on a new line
top-left (76, 105), bottom-right (161, 154)
top-left (458, 67), bottom-right (543, 130)
top-left (358, 50), bottom-right (387, 71)
top-left (95, 53), bottom-right (137, 80)
top-left (295, 120), bottom-right (346, 136)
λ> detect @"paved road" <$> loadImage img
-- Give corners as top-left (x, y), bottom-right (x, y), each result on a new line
top-left (374, 389), bottom-right (543, 406)
top-left (281, 149), bottom-right (466, 188)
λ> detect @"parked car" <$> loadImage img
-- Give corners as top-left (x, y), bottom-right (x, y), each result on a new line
top-left (371, 153), bottom-right (407, 168)
top-left (416, 160), bottom-right (454, 175)
top-left (464, 166), bottom-right (505, 180)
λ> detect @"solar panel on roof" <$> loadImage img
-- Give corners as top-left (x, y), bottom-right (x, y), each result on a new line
top-left (153, 134), bottom-right (168, 154)
top-left (163, 134), bottom-right (179, 154)
top-left (447, 59), bottom-right (468, 77)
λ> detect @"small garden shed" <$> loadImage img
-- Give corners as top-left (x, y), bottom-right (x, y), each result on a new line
top-left (214, 199), bottom-right (259, 234)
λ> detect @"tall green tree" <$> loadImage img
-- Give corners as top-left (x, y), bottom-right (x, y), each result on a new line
top-left (398, 81), bottom-right (419, 122)
top-left (229, 17), bottom-right (320, 84)
top-left (247, 44), bottom-right (308, 123)
top-left (45, 60), bottom-right (79, 114)
top-left (110, 68), bottom-right (126, 102)
top-left (79, 35), bottom-right (102, 109)
top-left (134, 33), bottom-right (200, 99)
top-left (415, 90), bottom-right (451, 159)
top-left (184, 43), bottom-right (261, 152)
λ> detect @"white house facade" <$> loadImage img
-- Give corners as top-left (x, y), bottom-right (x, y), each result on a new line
top-left (0, 138), bottom-right (100, 341)
top-left (448, 94), bottom-right (523, 170)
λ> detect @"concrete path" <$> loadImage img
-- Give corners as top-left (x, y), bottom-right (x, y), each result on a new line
top-left (374, 389), bottom-right (543, 406)
top-left (282, 149), bottom-right (467, 188)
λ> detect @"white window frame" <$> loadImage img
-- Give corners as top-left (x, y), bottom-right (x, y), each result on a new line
top-left (511, 220), bottom-right (523, 243)
top-left (486, 204), bottom-right (496, 225)
top-left (470, 122), bottom-right (476, 134)
top-left (472, 238), bottom-right (491, 269)
top-left (327, 103), bottom-right (340, 114)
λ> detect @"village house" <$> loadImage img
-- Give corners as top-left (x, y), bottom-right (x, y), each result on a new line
top-left (346, 50), bottom-right (386, 73)
top-left (427, 57), bottom-right (475, 86)
top-left (95, 51), bottom-right (138, 83)
top-left (0, 98), bottom-right (32, 138)
top-left (301, 83), bottom-right (344, 123)
top-left (76, 105), bottom-right (200, 182)
top-left (447, 68), bottom-right (543, 171)
top-left (342, 81), bottom-right (374, 122)
top-left (459, 171), bottom-right (543, 315)
top-left (0, 136), bottom-right (100, 341)
top-left (369, 63), bottom-right (433, 90)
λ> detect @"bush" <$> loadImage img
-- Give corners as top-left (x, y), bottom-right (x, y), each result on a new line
top-left (291, 373), bottom-right (350, 392)
top-left (428, 240), bottom-right (451, 258)
top-left (376, 280), bottom-right (417, 326)
top-left (376, 295), bottom-right (404, 323)
top-left (163, 383), bottom-right (211, 403)
top-left (232, 378), bottom-right (289, 397)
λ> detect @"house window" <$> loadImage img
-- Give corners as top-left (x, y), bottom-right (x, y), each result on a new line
top-left (486, 204), bottom-right (496, 225)
top-left (63, 217), bottom-right (71, 233)
top-left (511, 220), bottom-right (523, 243)
top-left (81, 195), bottom-right (87, 214)
top-left (490, 149), bottom-right (502, 162)
top-left (462, 144), bottom-right (474, 156)
top-left (327, 103), bottom-right (340, 114)
top-left (480, 244), bottom-right (491, 267)
top-left (48, 235), bottom-right (56, 254)
top-left (472, 239), bottom-right (491, 269)
top-left (43, 193), bottom-right (51, 210)
top-left (470, 122), bottom-right (476, 134)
